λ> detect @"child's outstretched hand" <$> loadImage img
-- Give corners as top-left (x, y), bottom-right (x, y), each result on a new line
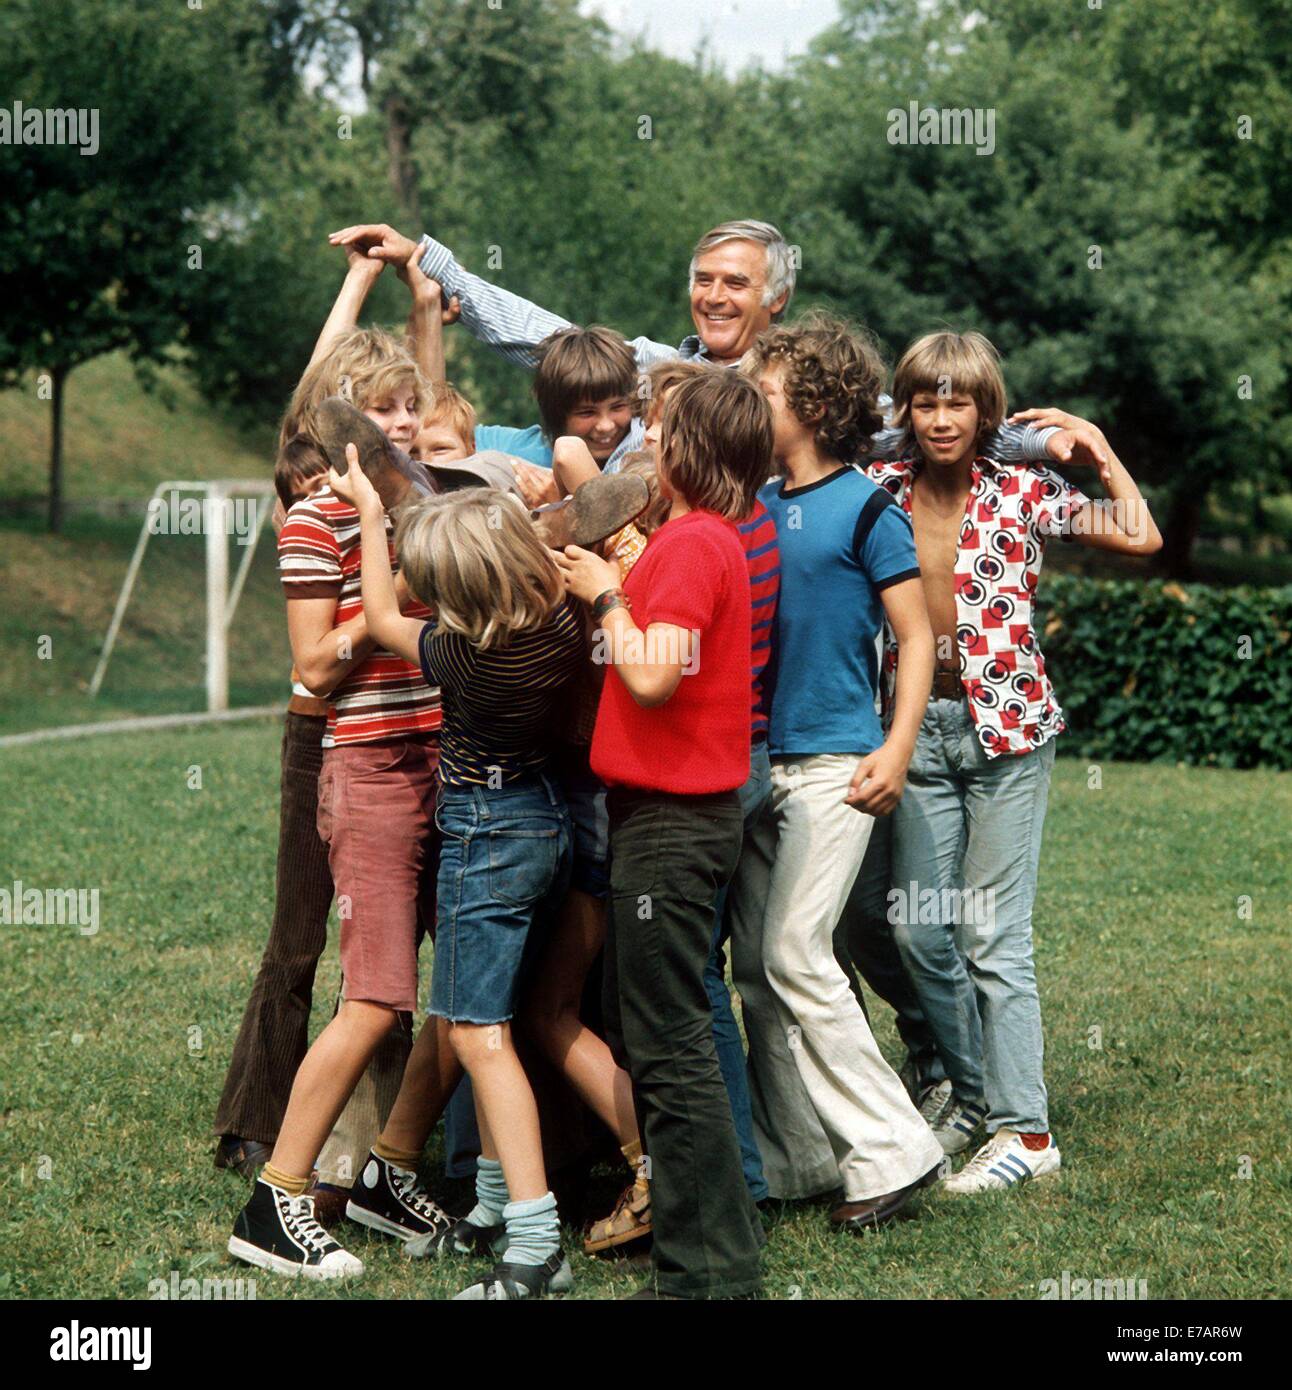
top-left (1013, 407), bottom-right (1114, 487)
top-left (556, 545), bottom-right (621, 605)
top-left (327, 446), bottom-right (383, 517)
top-left (512, 460), bottom-right (559, 508)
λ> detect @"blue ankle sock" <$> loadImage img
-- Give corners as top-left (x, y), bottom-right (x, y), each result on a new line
top-left (501, 1191), bottom-right (560, 1267)
top-left (466, 1157), bottom-right (509, 1228)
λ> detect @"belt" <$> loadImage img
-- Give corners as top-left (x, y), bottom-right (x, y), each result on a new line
top-left (931, 668), bottom-right (966, 701)
top-left (288, 693), bottom-right (329, 718)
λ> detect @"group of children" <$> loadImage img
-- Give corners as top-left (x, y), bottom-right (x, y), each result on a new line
top-left (213, 227), bottom-right (1162, 1299)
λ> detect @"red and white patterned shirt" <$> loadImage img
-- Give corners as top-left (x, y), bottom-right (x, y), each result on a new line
top-left (278, 488), bottom-right (441, 748)
top-left (868, 455), bottom-right (1088, 759)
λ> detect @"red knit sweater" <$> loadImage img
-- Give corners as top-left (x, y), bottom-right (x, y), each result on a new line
top-left (591, 509), bottom-right (752, 794)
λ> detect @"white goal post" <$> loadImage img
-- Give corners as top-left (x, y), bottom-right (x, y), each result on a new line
top-left (89, 480), bottom-right (277, 713)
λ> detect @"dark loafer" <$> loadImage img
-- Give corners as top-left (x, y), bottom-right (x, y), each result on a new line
top-left (829, 1161), bottom-right (942, 1233)
top-left (532, 473), bottom-right (649, 550)
top-left (213, 1135), bottom-right (273, 1180)
top-left (304, 1182), bottom-right (351, 1229)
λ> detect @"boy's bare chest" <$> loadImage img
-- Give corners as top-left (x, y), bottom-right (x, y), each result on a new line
top-left (909, 487), bottom-right (968, 587)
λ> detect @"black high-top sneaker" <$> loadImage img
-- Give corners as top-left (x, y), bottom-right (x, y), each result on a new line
top-left (346, 1151), bottom-right (453, 1242)
top-left (228, 1178), bottom-right (364, 1280)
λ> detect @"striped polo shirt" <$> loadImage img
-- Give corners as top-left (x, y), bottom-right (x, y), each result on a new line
top-left (278, 488), bottom-right (441, 748)
top-left (738, 500), bottom-right (780, 741)
top-left (418, 599), bottom-right (585, 787)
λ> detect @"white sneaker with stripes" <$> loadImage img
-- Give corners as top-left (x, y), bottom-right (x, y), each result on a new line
top-left (942, 1127), bottom-right (1061, 1193)
top-left (931, 1094), bottom-right (989, 1155)
top-left (917, 1079), bottom-right (953, 1127)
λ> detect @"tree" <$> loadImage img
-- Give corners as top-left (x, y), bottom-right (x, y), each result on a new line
top-left (791, 0), bottom-right (1289, 575)
top-left (961, 0), bottom-right (1292, 573)
top-left (0, 0), bottom-right (245, 529)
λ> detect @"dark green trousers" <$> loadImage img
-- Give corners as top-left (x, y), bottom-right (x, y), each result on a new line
top-left (603, 787), bottom-right (764, 1299)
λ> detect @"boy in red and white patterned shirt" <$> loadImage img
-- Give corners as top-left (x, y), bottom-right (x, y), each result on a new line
top-left (875, 330), bottom-right (1161, 1193)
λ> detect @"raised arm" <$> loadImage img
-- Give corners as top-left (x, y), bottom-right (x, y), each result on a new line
top-left (305, 244), bottom-right (384, 373)
top-left (399, 250), bottom-right (459, 384)
top-left (327, 450), bottom-right (427, 664)
top-left (328, 222), bottom-right (571, 367)
top-left (330, 223), bottom-right (679, 370)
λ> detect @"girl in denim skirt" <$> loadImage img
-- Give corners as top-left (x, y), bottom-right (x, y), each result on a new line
top-left (329, 457), bottom-right (584, 1299)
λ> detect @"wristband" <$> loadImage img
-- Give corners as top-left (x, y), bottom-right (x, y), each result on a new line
top-left (592, 587), bottom-right (628, 623)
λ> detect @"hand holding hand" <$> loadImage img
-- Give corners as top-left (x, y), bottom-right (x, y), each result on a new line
top-left (342, 237), bottom-right (384, 283)
top-left (398, 254), bottom-right (462, 323)
top-left (329, 223), bottom-right (420, 269)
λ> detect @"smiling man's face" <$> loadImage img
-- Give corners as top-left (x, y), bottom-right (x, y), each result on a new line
top-left (689, 239), bottom-right (786, 363)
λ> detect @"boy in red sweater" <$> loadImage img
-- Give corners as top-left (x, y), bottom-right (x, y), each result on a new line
top-left (556, 371), bottom-right (772, 1300)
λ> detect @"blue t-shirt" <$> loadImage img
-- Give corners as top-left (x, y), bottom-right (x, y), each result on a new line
top-left (759, 465), bottom-right (920, 756)
top-left (474, 423), bottom-right (552, 466)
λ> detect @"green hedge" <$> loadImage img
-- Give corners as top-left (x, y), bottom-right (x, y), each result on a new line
top-left (1035, 576), bottom-right (1292, 769)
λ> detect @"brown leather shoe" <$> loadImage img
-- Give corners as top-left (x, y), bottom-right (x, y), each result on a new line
top-left (532, 473), bottom-right (649, 551)
top-left (305, 1182), bottom-right (351, 1230)
top-left (829, 1162), bottom-right (941, 1233)
top-left (584, 1177), bottom-right (652, 1254)
top-left (315, 396), bottom-right (416, 515)
top-left (213, 1135), bottom-right (273, 1180)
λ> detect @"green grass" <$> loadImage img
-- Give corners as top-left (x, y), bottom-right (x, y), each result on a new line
top-left (1, 725), bottom-right (1288, 1299)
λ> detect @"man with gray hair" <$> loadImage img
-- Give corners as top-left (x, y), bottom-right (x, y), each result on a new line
top-left (328, 218), bottom-right (796, 368)
top-left (329, 217), bottom-right (1057, 464)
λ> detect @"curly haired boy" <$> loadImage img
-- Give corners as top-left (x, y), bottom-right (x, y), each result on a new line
top-left (725, 312), bottom-right (946, 1233)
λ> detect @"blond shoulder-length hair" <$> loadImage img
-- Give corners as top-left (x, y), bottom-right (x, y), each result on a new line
top-left (280, 326), bottom-right (430, 448)
top-left (395, 490), bottom-right (564, 650)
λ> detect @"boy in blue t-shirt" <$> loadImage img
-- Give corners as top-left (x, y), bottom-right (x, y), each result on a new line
top-left (725, 313), bottom-right (945, 1233)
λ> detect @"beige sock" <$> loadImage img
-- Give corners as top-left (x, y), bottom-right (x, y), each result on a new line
top-left (261, 1163), bottom-right (310, 1196)
top-left (373, 1139), bottom-right (421, 1170)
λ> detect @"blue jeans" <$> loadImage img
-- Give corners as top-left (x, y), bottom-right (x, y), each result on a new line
top-left (429, 775), bottom-right (571, 1025)
top-left (890, 699), bottom-right (1056, 1133)
top-left (707, 741), bottom-right (772, 1201)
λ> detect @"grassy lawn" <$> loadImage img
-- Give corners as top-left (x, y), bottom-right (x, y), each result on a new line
top-left (1, 721), bottom-right (1288, 1300)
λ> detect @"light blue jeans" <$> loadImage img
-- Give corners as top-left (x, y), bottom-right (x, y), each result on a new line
top-left (890, 699), bottom-right (1056, 1134)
